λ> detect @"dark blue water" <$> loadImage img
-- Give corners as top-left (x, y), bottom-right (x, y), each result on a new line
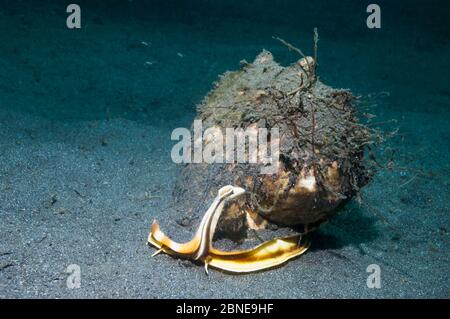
top-left (0, 0), bottom-right (448, 298)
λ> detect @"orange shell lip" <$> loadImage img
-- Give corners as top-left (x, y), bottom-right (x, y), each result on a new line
top-left (148, 185), bottom-right (310, 274)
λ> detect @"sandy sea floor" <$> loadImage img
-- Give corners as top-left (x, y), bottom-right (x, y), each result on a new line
top-left (0, 0), bottom-right (449, 298)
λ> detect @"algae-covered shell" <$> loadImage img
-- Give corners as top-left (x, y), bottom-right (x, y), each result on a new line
top-left (170, 50), bottom-right (371, 239)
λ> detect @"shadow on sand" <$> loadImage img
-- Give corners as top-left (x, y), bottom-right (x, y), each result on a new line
top-left (308, 202), bottom-right (381, 252)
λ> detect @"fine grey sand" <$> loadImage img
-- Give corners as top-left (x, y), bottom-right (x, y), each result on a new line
top-left (0, 106), bottom-right (448, 298)
top-left (0, 0), bottom-right (449, 298)
top-left (0, 108), bottom-right (448, 298)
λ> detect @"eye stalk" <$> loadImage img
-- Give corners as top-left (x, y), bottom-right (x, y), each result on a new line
top-left (148, 185), bottom-right (310, 274)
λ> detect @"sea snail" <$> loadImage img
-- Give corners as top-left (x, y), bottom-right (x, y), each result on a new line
top-left (148, 185), bottom-right (310, 274)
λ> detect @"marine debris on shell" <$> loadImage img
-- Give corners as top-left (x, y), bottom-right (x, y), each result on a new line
top-left (172, 37), bottom-right (374, 238)
top-left (149, 34), bottom-right (377, 273)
